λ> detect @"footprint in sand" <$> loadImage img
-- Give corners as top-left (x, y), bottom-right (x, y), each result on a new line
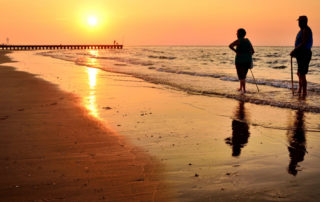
top-left (0, 115), bottom-right (9, 120)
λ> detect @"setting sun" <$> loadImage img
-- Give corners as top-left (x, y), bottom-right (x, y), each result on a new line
top-left (88, 16), bottom-right (97, 26)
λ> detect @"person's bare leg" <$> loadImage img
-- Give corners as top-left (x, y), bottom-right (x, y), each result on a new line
top-left (242, 79), bottom-right (246, 93)
top-left (239, 79), bottom-right (246, 94)
top-left (237, 82), bottom-right (241, 91)
top-left (301, 74), bottom-right (307, 96)
top-left (297, 72), bottom-right (302, 94)
top-left (238, 79), bottom-right (242, 92)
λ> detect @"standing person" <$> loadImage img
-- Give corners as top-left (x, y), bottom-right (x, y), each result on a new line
top-left (290, 16), bottom-right (313, 96)
top-left (229, 28), bottom-right (255, 93)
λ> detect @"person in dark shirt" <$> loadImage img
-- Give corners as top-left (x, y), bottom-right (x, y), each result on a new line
top-left (229, 28), bottom-right (255, 94)
top-left (290, 16), bottom-right (313, 96)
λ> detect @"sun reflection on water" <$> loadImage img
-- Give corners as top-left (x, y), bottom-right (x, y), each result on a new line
top-left (85, 50), bottom-right (100, 118)
top-left (88, 67), bottom-right (98, 89)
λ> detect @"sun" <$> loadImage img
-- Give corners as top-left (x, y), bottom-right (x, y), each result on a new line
top-left (88, 16), bottom-right (98, 26)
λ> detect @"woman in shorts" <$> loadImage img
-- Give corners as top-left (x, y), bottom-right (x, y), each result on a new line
top-left (229, 28), bottom-right (255, 93)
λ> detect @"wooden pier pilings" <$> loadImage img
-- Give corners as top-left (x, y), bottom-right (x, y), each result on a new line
top-left (0, 44), bottom-right (123, 50)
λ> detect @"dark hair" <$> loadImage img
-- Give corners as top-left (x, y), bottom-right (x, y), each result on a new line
top-left (237, 28), bottom-right (246, 38)
top-left (298, 16), bottom-right (308, 23)
top-left (298, 16), bottom-right (308, 26)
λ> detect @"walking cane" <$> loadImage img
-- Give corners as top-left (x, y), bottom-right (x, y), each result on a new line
top-left (250, 69), bottom-right (260, 92)
top-left (290, 57), bottom-right (294, 95)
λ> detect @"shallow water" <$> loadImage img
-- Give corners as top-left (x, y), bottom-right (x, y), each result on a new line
top-left (39, 46), bottom-right (320, 112)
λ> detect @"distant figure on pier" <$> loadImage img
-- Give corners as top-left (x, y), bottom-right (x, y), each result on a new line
top-left (290, 15), bottom-right (313, 96)
top-left (114, 40), bottom-right (116, 45)
top-left (229, 28), bottom-right (254, 94)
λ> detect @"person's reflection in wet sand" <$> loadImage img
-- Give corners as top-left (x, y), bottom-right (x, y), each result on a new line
top-left (287, 109), bottom-right (307, 176)
top-left (225, 101), bottom-right (250, 157)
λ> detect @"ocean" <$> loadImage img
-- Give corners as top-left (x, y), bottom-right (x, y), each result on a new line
top-left (39, 46), bottom-right (320, 113)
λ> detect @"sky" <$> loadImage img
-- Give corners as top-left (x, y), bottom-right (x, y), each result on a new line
top-left (0, 0), bottom-right (319, 46)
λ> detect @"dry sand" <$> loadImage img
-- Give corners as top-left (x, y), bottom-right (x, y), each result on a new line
top-left (0, 51), bottom-right (166, 202)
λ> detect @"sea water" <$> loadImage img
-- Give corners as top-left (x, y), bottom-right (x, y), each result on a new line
top-left (40, 46), bottom-right (320, 113)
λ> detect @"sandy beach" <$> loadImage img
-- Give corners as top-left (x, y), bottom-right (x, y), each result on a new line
top-left (1, 50), bottom-right (320, 201)
top-left (0, 51), bottom-right (166, 201)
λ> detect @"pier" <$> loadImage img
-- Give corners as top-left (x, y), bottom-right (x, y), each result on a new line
top-left (0, 44), bottom-right (123, 50)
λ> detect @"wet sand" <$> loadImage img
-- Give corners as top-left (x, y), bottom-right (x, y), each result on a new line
top-left (2, 50), bottom-right (320, 201)
top-left (0, 51), bottom-right (166, 201)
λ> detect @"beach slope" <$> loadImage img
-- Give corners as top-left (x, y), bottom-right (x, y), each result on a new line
top-left (0, 52), bottom-right (164, 201)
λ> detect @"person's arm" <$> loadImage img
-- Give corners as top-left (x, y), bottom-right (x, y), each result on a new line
top-left (249, 41), bottom-right (255, 55)
top-left (290, 28), bottom-right (310, 56)
top-left (296, 28), bottom-right (310, 50)
top-left (229, 40), bottom-right (238, 53)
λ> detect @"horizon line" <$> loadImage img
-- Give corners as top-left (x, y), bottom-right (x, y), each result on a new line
top-left (2, 44), bottom-right (320, 48)
top-left (126, 44), bottom-right (320, 47)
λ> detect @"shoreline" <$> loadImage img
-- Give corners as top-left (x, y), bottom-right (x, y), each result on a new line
top-left (2, 50), bottom-right (320, 201)
top-left (0, 51), bottom-right (167, 201)
top-left (39, 47), bottom-right (320, 114)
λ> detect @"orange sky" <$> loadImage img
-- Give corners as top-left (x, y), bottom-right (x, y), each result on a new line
top-left (0, 0), bottom-right (319, 46)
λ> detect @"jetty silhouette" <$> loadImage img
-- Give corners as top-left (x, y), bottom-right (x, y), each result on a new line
top-left (0, 44), bottom-right (123, 50)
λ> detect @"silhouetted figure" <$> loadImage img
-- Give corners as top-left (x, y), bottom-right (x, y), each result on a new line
top-left (290, 16), bottom-right (313, 96)
top-left (225, 101), bottom-right (250, 157)
top-left (229, 28), bottom-right (254, 94)
top-left (287, 110), bottom-right (306, 176)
